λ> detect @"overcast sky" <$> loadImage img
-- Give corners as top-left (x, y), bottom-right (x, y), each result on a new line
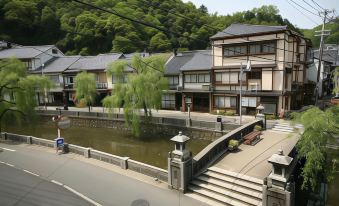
top-left (182, 0), bottom-right (338, 29)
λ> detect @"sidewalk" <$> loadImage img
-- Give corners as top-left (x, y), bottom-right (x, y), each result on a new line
top-left (41, 106), bottom-right (257, 124)
top-left (0, 142), bottom-right (207, 206)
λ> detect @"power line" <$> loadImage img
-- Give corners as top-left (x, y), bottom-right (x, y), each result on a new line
top-left (286, 0), bottom-right (321, 26)
top-left (301, 0), bottom-right (322, 13)
top-left (289, 0), bottom-right (323, 18)
top-left (72, 0), bottom-right (311, 65)
top-left (311, 0), bottom-right (325, 11)
top-left (125, 0), bottom-right (300, 55)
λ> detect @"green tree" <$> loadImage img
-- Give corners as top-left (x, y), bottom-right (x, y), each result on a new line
top-left (102, 55), bottom-right (168, 136)
top-left (74, 71), bottom-right (97, 112)
top-left (0, 58), bottom-right (52, 133)
top-left (149, 32), bottom-right (171, 52)
top-left (332, 67), bottom-right (339, 97)
top-left (292, 106), bottom-right (339, 191)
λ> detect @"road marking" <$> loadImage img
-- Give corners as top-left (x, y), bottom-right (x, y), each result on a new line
top-left (0, 147), bottom-right (15, 152)
top-left (23, 169), bottom-right (39, 177)
top-left (5, 163), bottom-right (14, 167)
top-left (51, 180), bottom-right (63, 186)
top-left (63, 185), bottom-right (102, 206)
top-left (0, 161), bottom-right (5, 164)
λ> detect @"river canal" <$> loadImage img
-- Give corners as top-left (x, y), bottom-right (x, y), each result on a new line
top-left (3, 122), bottom-right (211, 169)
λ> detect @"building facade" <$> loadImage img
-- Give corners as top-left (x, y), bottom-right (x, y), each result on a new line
top-left (211, 24), bottom-right (313, 115)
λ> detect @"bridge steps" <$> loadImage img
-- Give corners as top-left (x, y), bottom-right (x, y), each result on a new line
top-left (188, 167), bottom-right (263, 206)
top-left (272, 123), bottom-right (294, 133)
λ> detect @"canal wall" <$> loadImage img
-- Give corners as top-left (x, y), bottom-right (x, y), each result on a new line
top-left (37, 110), bottom-right (240, 141)
top-left (0, 132), bottom-right (168, 182)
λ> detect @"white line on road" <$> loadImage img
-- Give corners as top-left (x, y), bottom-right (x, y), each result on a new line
top-left (63, 185), bottom-right (102, 206)
top-left (5, 163), bottom-right (14, 167)
top-left (51, 180), bottom-right (63, 186)
top-left (0, 147), bottom-right (16, 152)
top-left (23, 169), bottom-right (39, 177)
top-left (0, 161), bottom-right (5, 164)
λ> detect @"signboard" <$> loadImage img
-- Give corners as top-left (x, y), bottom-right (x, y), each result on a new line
top-left (56, 137), bottom-right (64, 147)
top-left (53, 116), bottom-right (71, 130)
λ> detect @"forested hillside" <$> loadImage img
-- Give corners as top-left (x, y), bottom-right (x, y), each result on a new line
top-left (0, 0), bottom-right (301, 55)
top-left (302, 18), bottom-right (339, 48)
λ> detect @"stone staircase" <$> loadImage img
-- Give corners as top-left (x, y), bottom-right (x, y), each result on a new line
top-left (186, 167), bottom-right (263, 206)
top-left (271, 122), bottom-right (294, 133)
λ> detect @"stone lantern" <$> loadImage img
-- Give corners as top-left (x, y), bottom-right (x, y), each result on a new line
top-left (262, 149), bottom-right (295, 206)
top-left (255, 104), bottom-right (266, 129)
top-left (168, 131), bottom-right (192, 192)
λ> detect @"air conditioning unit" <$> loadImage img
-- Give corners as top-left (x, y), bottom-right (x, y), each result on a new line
top-left (177, 86), bottom-right (183, 91)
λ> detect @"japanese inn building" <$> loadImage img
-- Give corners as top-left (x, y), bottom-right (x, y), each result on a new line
top-left (164, 24), bottom-right (313, 115)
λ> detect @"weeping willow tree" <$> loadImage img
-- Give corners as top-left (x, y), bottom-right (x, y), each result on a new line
top-left (0, 58), bottom-right (53, 133)
top-left (102, 55), bottom-right (168, 136)
top-left (291, 106), bottom-right (339, 191)
top-left (74, 71), bottom-right (97, 112)
top-left (333, 67), bottom-right (339, 97)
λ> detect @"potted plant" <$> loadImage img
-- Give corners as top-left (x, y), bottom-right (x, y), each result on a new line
top-left (254, 125), bottom-right (262, 131)
top-left (228, 139), bottom-right (239, 151)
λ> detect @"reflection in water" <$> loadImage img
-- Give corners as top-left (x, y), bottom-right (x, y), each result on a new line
top-left (4, 122), bottom-right (211, 169)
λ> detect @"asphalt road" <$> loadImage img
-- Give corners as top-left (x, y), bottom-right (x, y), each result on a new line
top-left (0, 143), bottom-right (208, 206)
top-left (0, 163), bottom-right (93, 206)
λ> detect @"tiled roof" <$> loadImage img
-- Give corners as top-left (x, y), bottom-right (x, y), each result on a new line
top-left (211, 23), bottom-right (288, 39)
top-left (39, 56), bottom-right (80, 73)
top-left (165, 50), bottom-right (212, 74)
top-left (0, 45), bottom-right (54, 59)
top-left (67, 53), bottom-right (124, 71)
top-left (313, 49), bottom-right (339, 66)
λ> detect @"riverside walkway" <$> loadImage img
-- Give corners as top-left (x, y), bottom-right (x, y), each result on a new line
top-left (0, 141), bottom-right (207, 206)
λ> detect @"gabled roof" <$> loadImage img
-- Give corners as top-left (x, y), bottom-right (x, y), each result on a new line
top-left (313, 49), bottom-right (339, 66)
top-left (67, 53), bottom-right (124, 72)
top-left (37, 56), bottom-right (81, 74)
top-left (210, 23), bottom-right (288, 40)
top-left (0, 45), bottom-right (55, 59)
top-left (165, 50), bottom-right (212, 75)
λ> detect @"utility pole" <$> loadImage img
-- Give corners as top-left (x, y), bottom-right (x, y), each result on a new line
top-left (315, 9), bottom-right (332, 105)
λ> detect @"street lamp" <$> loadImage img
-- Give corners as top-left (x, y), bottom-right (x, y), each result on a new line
top-left (239, 61), bottom-right (251, 125)
top-left (185, 96), bottom-right (192, 127)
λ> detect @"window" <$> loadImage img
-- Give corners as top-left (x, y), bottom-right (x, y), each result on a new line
top-left (249, 41), bottom-right (276, 54)
top-left (198, 74), bottom-right (210, 83)
top-left (184, 74), bottom-right (198, 83)
top-left (215, 72), bottom-right (239, 84)
top-left (262, 42), bottom-right (275, 53)
top-left (223, 45), bottom-right (247, 56)
top-left (162, 94), bottom-right (175, 108)
top-left (49, 75), bottom-right (59, 84)
top-left (241, 97), bottom-right (257, 107)
top-left (112, 74), bottom-right (127, 84)
top-left (167, 76), bottom-right (179, 85)
top-left (248, 71), bottom-right (261, 79)
top-left (65, 76), bottom-right (74, 84)
top-left (214, 96), bottom-right (237, 108)
top-left (250, 44), bottom-right (261, 54)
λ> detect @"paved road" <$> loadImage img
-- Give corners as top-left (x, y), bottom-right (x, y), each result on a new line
top-left (0, 143), bottom-right (208, 206)
top-left (0, 163), bottom-right (93, 206)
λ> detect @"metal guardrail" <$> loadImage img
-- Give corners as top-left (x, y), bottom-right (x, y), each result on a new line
top-left (1, 132), bottom-right (168, 182)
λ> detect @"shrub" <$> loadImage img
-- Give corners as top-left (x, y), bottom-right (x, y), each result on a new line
top-left (254, 125), bottom-right (262, 131)
top-left (225, 110), bottom-right (236, 116)
top-left (266, 114), bottom-right (278, 120)
top-left (76, 98), bottom-right (87, 108)
top-left (228, 139), bottom-right (239, 147)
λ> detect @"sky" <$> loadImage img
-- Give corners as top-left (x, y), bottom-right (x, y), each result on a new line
top-left (182, 0), bottom-right (338, 29)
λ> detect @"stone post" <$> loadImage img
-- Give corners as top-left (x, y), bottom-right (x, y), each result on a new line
top-left (121, 157), bottom-right (130, 169)
top-left (168, 132), bottom-right (192, 193)
top-left (255, 104), bottom-right (266, 129)
top-left (215, 116), bottom-right (223, 131)
top-left (84, 147), bottom-right (91, 158)
top-left (263, 149), bottom-right (296, 206)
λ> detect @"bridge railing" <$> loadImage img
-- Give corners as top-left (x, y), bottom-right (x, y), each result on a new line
top-left (192, 119), bottom-right (263, 175)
